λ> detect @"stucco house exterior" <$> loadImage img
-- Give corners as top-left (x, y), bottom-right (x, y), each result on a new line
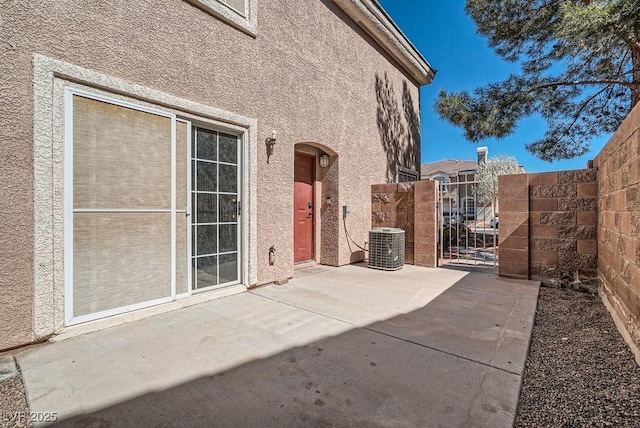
top-left (0, 0), bottom-right (434, 350)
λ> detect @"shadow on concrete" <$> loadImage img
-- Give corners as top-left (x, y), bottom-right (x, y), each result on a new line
top-left (439, 263), bottom-right (499, 275)
top-left (49, 273), bottom-right (538, 428)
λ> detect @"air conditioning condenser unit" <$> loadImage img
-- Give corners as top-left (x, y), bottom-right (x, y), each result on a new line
top-left (368, 227), bottom-right (405, 271)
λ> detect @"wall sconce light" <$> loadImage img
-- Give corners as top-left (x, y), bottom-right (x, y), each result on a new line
top-left (319, 154), bottom-right (330, 168)
top-left (266, 130), bottom-right (277, 163)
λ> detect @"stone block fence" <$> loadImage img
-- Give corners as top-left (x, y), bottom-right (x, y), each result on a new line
top-left (371, 180), bottom-right (438, 268)
top-left (594, 103), bottom-right (640, 360)
top-left (498, 169), bottom-right (598, 284)
top-left (499, 101), bottom-right (640, 363)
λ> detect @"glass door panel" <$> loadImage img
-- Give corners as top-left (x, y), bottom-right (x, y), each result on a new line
top-left (191, 127), bottom-right (241, 290)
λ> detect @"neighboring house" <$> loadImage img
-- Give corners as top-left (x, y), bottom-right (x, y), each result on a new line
top-left (421, 148), bottom-right (488, 220)
top-left (0, 0), bottom-right (435, 350)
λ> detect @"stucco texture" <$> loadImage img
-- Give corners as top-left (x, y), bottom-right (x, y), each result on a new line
top-left (1, 0), bottom-right (423, 348)
top-left (0, 3), bottom-right (35, 349)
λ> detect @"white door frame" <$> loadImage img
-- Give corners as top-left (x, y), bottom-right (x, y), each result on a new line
top-left (189, 124), bottom-right (244, 292)
top-left (177, 118), bottom-right (193, 297)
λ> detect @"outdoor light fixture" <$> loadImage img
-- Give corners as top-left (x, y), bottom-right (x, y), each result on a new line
top-left (320, 154), bottom-right (330, 168)
top-left (266, 130), bottom-right (277, 163)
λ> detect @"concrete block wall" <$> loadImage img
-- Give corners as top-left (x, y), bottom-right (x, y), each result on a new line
top-left (594, 102), bottom-right (640, 358)
top-left (497, 174), bottom-right (530, 278)
top-left (498, 102), bottom-right (640, 362)
top-left (371, 180), bottom-right (438, 268)
top-left (413, 180), bottom-right (439, 268)
top-left (529, 169), bottom-right (598, 283)
top-left (498, 169), bottom-right (598, 283)
top-left (371, 183), bottom-right (415, 264)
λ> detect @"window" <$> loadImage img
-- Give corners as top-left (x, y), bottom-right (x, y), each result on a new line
top-left (432, 174), bottom-right (449, 193)
top-left (396, 165), bottom-right (419, 183)
top-left (217, 0), bottom-right (245, 15)
top-left (187, 0), bottom-right (257, 36)
top-left (461, 197), bottom-right (476, 220)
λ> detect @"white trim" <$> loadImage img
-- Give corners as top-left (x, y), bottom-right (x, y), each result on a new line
top-left (236, 130), bottom-right (243, 285)
top-left (178, 118), bottom-right (193, 296)
top-left (66, 87), bottom-right (171, 117)
top-left (218, 0), bottom-right (247, 17)
top-left (171, 117), bottom-right (177, 300)
top-left (185, 0), bottom-right (258, 37)
top-left (33, 55), bottom-right (258, 338)
top-left (191, 281), bottom-right (240, 294)
top-left (63, 90), bottom-right (74, 326)
top-left (67, 296), bottom-right (175, 326)
top-left (189, 126), bottom-right (243, 292)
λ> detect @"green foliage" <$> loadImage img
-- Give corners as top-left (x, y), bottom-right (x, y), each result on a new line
top-left (436, 0), bottom-right (640, 161)
top-left (442, 225), bottom-right (459, 252)
top-left (474, 155), bottom-right (523, 204)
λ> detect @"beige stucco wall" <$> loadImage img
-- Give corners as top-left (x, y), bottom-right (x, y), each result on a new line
top-left (0, 0), bottom-right (422, 349)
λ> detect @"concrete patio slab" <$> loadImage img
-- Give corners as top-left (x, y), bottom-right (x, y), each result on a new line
top-left (13, 264), bottom-right (539, 427)
top-left (16, 293), bottom-right (353, 420)
top-left (56, 325), bottom-right (521, 428)
top-left (253, 264), bottom-right (469, 327)
top-left (369, 272), bottom-right (539, 374)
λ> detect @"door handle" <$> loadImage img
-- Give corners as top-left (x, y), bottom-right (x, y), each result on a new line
top-left (308, 202), bottom-right (313, 209)
top-left (307, 212), bottom-right (313, 218)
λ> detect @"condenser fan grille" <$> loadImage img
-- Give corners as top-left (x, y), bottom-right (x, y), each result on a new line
top-left (368, 228), bottom-right (405, 271)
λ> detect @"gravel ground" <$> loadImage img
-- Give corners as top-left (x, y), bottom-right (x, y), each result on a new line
top-left (0, 373), bottom-right (31, 428)
top-left (516, 287), bottom-right (640, 427)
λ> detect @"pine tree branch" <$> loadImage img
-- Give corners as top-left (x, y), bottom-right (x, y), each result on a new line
top-left (529, 74), bottom-right (635, 92)
top-left (555, 85), bottom-right (611, 145)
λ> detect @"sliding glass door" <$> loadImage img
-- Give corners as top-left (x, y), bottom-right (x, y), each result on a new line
top-left (65, 89), bottom-right (243, 325)
top-left (65, 90), bottom-right (188, 324)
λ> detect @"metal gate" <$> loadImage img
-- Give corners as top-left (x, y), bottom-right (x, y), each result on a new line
top-left (438, 177), bottom-right (498, 268)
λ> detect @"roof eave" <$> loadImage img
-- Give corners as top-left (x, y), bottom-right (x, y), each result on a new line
top-left (332, 0), bottom-right (436, 86)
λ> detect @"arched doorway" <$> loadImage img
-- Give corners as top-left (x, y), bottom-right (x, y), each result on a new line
top-left (293, 143), bottom-right (339, 266)
top-left (294, 153), bottom-right (315, 262)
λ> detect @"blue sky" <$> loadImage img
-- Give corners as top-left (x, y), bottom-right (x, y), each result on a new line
top-left (377, 0), bottom-right (610, 173)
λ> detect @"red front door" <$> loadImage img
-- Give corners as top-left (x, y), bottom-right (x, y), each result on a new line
top-left (294, 154), bottom-right (315, 263)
